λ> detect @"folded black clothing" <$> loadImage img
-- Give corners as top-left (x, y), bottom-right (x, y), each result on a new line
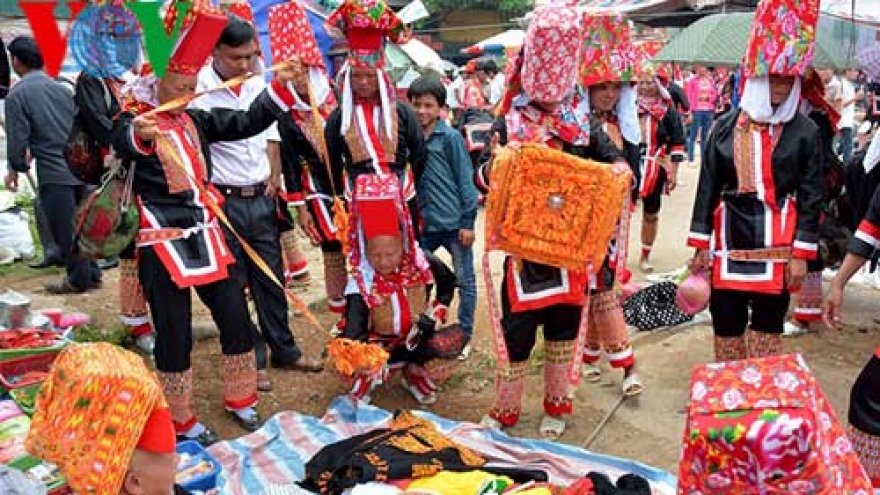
top-left (586, 471), bottom-right (651, 495)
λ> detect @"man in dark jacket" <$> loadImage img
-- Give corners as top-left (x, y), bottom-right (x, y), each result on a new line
top-left (3, 37), bottom-right (100, 293)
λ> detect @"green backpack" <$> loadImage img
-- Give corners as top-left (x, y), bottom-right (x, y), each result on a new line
top-left (73, 157), bottom-right (140, 260)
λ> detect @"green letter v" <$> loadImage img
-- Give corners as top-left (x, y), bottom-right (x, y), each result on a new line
top-left (127, 0), bottom-right (191, 78)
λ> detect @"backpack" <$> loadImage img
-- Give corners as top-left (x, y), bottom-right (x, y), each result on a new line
top-left (73, 156), bottom-right (139, 260)
top-left (64, 76), bottom-right (112, 185)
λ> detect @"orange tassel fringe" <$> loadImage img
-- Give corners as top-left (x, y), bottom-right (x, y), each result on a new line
top-left (326, 338), bottom-right (389, 377)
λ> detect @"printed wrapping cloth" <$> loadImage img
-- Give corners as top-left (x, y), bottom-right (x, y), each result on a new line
top-left (519, 2), bottom-right (584, 104)
top-left (742, 0), bottom-right (820, 77)
top-left (579, 14), bottom-right (638, 88)
top-left (678, 353), bottom-right (873, 494)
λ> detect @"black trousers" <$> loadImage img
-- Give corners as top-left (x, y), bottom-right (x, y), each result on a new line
top-left (849, 354), bottom-right (880, 436)
top-left (220, 193), bottom-right (301, 368)
top-left (500, 273), bottom-right (581, 362)
top-left (709, 288), bottom-right (790, 336)
top-left (138, 247), bottom-right (254, 372)
top-left (39, 183), bottom-right (99, 289)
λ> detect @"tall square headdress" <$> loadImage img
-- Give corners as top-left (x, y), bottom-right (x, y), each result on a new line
top-left (26, 343), bottom-right (176, 494)
top-left (325, 0), bottom-right (409, 68)
top-left (579, 14), bottom-right (636, 88)
top-left (163, 1), bottom-right (228, 76)
top-left (520, 0), bottom-right (584, 103)
top-left (269, 1), bottom-right (326, 69)
top-left (743, 0), bottom-right (820, 77)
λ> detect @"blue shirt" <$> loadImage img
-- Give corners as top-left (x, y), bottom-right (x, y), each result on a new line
top-left (416, 119), bottom-right (479, 233)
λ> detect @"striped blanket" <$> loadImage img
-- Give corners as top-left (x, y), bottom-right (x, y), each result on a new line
top-left (207, 396), bottom-right (678, 495)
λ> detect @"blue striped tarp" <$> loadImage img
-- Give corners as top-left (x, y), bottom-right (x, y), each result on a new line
top-left (207, 396), bottom-right (678, 495)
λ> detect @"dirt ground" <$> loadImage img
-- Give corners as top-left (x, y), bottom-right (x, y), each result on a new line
top-left (4, 162), bottom-right (879, 475)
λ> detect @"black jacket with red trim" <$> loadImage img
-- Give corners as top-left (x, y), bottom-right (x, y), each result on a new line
top-left (112, 94), bottom-right (282, 203)
top-left (645, 103), bottom-right (687, 163)
top-left (850, 182), bottom-right (880, 259)
top-left (277, 113), bottom-right (341, 205)
top-left (687, 108), bottom-right (822, 260)
top-left (325, 102), bottom-right (428, 189)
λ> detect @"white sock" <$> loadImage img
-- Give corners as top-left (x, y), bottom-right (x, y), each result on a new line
top-left (229, 406), bottom-right (257, 421)
top-left (183, 422), bottom-right (207, 439)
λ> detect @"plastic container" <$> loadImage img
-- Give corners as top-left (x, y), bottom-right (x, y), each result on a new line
top-left (175, 440), bottom-right (221, 492)
top-left (675, 270), bottom-right (711, 315)
top-left (0, 339), bottom-right (68, 362)
top-left (0, 352), bottom-right (60, 392)
top-left (7, 455), bottom-right (68, 494)
top-left (9, 382), bottom-right (42, 416)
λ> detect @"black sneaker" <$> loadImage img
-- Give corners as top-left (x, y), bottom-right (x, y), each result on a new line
top-left (227, 410), bottom-right (263, 432)
top-left (177, 428), bottom-right (220, 447)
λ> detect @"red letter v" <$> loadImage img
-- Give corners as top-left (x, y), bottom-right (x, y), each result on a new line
top-left (18, 1), bottom-right (88, 78)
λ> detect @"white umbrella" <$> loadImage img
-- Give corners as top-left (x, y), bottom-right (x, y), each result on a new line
top-left (400, 38), bottom-right (443, 69)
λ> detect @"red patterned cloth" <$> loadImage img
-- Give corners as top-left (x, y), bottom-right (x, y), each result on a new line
top-left (678, 354), bottom-right (873, 494)
top-left (743, 0), bottom-right (820, 77)
top-left (579, 14), bottom-right (637, 88)
top-left (519, 2), bottom-right (584, 104)
top-left (268, 1), bottom-right (325, 67)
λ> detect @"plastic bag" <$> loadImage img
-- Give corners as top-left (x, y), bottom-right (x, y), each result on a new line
top-left (0, 209), bottom-right (35, 260)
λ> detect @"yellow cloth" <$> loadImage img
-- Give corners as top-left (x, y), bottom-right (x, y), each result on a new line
top-left (405, 470), bottom-right (513, 494)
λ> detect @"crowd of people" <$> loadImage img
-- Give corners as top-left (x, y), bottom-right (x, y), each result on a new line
top-left (0, 0), bottom-right (879, 491)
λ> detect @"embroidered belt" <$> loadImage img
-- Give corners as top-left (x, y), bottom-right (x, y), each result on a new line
top-left (136, 223), bottom-right (215, 247)
top-left (718, 247), bottom-right (792, 262)
top-left (215, 183), bottom-right (267, 198)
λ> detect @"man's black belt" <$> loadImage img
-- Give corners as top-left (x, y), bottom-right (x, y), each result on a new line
top-left (215, 183), bottom-right (267, 198)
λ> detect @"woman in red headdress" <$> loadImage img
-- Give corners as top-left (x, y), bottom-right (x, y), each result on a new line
top-left (574, 14), bottom-right (644, 396)
top-left (688, 0), bottom-right (823, 362)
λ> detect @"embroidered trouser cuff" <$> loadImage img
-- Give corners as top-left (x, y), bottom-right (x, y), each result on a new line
top-left (281, 230), bottom-right (309, 280)
top-left (544, 340), bottom-right (574, 417)
top-left (745, 329), bottom-right (782, 359)
top-left (403, 358), bottom-right (459, 396)
top-left (119, 257), bottom-right (151, 330)
top-left (222, 351), bottom-right (259, 410)
top-left (713, 336), bottom-right (747, 362)
top-left (158, 369), bottom-right (197, 433)
top-left (583, 291), bottom-right (634, 368)
top-left (488, 361), bottom-right (528, 427)
top-left (323, 251), bottom-right (347, 312)
top-left (793, 271), bottom-right (823, 323)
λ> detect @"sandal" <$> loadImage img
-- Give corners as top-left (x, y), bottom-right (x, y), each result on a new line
top-left (581, 363), bottom-right (602, 382)
top-left (539, 414), bottom-right (567, 440)
top-left (622, 373), bottom-right (644, 396)
top-left (480, 414), bottom-right (503, 430)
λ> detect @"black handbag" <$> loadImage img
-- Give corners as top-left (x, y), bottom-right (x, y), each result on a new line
top-left (623, 281), bottom-right (694, 331)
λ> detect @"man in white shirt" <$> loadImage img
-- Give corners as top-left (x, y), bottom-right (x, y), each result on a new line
top-left (836, 68), bottom-right (862, 165)
top-left (191, 15), bottom-right (322, 396)
top-left (476, 59), bottom-right (504, 107)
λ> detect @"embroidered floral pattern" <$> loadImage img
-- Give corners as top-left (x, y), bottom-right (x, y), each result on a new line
top-left (743, 0), bottom-right (820, 77)
top-left (579, 14), bottom-right (636, 88)
top-left (678, 354), bottom-right (874, 493)
top-left (520, 4), bottom-right (584, 104)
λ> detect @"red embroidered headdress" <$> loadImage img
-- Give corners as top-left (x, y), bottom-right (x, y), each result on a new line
top-left (579, 14), bottom-right (637, 88)
top-left (269, 0), bottom-right (326, 69)
top-left (163, 2), bottom-right (228, 76)
top-left (743, 0), bottom-right (820, 77)
top-left (325, 0), bottom-right (409, 69)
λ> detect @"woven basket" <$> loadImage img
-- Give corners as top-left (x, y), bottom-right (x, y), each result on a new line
top-left (485, 144), bottom-right (630, 271)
